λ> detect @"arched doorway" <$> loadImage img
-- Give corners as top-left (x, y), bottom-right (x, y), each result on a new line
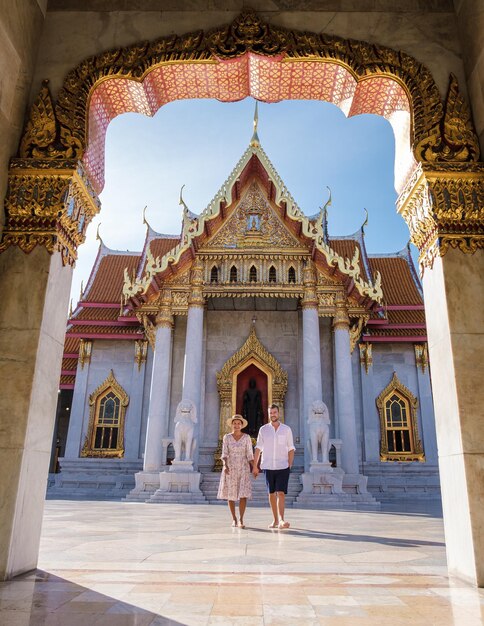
top-left (0, 10), bottom-right (482, 586)
top-left (216, 326), bottom-right (288, 442)
top-left (236, 363), bottom-right (268, 437)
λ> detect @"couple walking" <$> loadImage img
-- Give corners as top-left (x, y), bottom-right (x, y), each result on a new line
top-left (217, 404), bottom-right (295, 529)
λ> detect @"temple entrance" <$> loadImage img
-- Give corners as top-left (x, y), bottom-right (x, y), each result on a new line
top-left (0, 8), bottom-right (482, 587)
top-left (216, 326), bottom-right (288, 444)
top-left (236, 364), bottom-right (268, 437)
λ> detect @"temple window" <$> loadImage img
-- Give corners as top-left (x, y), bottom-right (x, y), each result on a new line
top-left (249, 265), bottom-right (257, 282)
top-left (210, 266), bottom-right (218, 283)
top-left (81, 371), bottom-right (129, 458)
top-left (288, 266), bottom-right (296, 283)
top-left (269, 266), bottom-right (277, 282)
top-left (376, 372), bottom-right (424, 462)
top-left (230, 265), bottom-right (238, 282)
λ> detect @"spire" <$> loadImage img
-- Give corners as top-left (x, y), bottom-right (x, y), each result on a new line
top-left (250, 101), bottom-right (260, 147)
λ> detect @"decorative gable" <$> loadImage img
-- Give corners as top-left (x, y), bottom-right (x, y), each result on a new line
top-left (203, 180), bottom-right (306, 251)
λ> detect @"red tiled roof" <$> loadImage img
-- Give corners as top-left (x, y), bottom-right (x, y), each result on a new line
top-left (149, 237), bottom-right (180, 260)
top-left (369, 257), bottom-right (422, 306)
top-left (76, 307), bottom-right (120, 321)
top-left (85, 254), bottom-right (141, 303)
top-left (63, 337), bottom-right (80, 354)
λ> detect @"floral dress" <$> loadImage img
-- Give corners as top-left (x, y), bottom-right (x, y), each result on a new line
top-left (217, 433), bottom-right (254, 501)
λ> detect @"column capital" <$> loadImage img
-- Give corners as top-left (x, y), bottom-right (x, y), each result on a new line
top-left (156, 290), bottom-right (174, 328)
top-left (189, 257), bottom-right (205, 308)
top-left (301, 261), bottom-right (318, 309)
top-left (333, 292), bottom-right (350, 330)
top-left (0, 158), bottom-right (100, 266)
top-left (396, 162), bottom-right (484, 274)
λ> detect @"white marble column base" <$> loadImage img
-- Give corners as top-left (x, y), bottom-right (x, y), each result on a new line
top-left (124, 471), bottom-right (161, 502)
top-left (149, 471), bottom-right (207, 503)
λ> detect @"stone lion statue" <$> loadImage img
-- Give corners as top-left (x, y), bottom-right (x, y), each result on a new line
top-left (173, 399), bottom-right (197, 462)
top-left (307, 400), bottom-right (331, 464)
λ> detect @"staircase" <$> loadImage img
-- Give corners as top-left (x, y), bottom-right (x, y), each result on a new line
top-left (201, 469), bottom-right (303, 505)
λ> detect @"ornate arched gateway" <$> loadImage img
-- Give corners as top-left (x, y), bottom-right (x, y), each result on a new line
top-left (2, 10), bottom-right (482, 270)
top-left (0, 10), bottom-right (483, 586)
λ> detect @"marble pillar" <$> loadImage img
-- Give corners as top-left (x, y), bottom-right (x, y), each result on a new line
top-left (0, 247), bottom-right (72, 580)
top-left (124, 341), bottom-right (148, 461)
top-left (359, 344), bottom-right (380, 463)
top-left (422, 249), bottom-right (484, 586)
top-left (143, 321), bottom-right (173, 472)
top-left (414, 347), bottom-right (438, 464)
top-left (64, 343), bottom-right (91, 459)
top-left (182, 304), bottom-right (204, 414)
top-left (301, 265), bottom-right (323, 470)
top-left (333, 300), bottom-right (360, 476)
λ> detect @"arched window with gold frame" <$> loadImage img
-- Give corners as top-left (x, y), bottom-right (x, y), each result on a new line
top-left (376, 372), bottom-right (424, 462)
top-left (81, 370), bottom-right (129, 458)
top-left (288, 266), bottom-right (296, 283)
top-left (229, 265), bottom-right (237, 282)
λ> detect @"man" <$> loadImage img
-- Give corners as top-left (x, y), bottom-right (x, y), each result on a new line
top-left (252, 404), bottom-right (295, 529)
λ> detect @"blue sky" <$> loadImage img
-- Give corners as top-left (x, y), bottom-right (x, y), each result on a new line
top-left (72, 97), bottom-right (410, 303)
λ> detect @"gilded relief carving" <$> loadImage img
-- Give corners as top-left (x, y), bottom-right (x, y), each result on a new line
top-left (1, 161), bottom-right (100, 265)
top-left (397, 162), bottom-right (484, 271)
top-left (206, 181), bottom-right (301, 250)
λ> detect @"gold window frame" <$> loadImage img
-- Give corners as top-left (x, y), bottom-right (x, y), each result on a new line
top-left (81, 370), bottom-right (129, 458)
top-left (376, 372), bottom-right (425, 462)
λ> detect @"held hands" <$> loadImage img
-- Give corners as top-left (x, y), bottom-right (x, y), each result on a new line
top-left (252, 466), bottom-right (260, 478)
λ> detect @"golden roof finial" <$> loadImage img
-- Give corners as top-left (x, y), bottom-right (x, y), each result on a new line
top-left (361, 208), bottom-right (369, 233)
top-left (250, 101), bottom-right (260, 147)
top-left (69, 298), bottom-right (73, 317)
top-left (79, 280), bottom-right (84, 301)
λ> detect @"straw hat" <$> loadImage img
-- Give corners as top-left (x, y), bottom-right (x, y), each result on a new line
top-left (226, 414), bottom-right (248, 430)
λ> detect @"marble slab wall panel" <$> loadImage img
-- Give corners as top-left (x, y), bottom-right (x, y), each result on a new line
top-left (319, 317), bottom-right (335, 438)
top-left (168, 316), bottom-right (187, 437)
top-left (138, 347), bottom-right (154, 459)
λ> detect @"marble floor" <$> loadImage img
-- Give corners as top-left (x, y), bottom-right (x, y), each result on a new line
top-left (1, 500), bottom-right (483, 625)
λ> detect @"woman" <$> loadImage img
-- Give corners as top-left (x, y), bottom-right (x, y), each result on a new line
top-left (217, 414), bottom-right (254, 528)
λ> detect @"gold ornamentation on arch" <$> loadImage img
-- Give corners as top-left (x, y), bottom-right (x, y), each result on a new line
top-left (18, 10), bottom-right (479, 167)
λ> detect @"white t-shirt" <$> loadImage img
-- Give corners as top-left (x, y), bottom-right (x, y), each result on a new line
top-left (255, 422), bottom-right (295, 470)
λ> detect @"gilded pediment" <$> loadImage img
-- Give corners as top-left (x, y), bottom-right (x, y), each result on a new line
top-left (203, 181), bottom-right (306, 251)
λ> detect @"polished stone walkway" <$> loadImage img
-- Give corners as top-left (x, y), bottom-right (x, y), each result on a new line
top-left (1, 500), bottom-right (483, 625)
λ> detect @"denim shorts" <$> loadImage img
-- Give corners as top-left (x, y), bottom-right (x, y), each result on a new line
top-left (264, 467), bottom-right (290, 494)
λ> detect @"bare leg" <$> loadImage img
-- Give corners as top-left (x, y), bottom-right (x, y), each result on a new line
top-left (277, 492), bottom-right (289, 528)
top-left (228, 500), bottom-right (237, 525)
top-left (238, 498), bottom-right (247, 527)
top-left (268, 493), bottom-right (278, 527)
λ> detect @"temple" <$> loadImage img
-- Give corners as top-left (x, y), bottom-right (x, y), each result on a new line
top-left (49, 128), bottom-right (439, 506)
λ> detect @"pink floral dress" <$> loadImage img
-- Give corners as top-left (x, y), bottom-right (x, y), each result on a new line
top-left (217, 433), bottom-right (254, 501)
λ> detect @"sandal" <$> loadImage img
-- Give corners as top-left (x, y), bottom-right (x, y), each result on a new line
top-left (231, 520), bottom-right (238, 527)
top-left (278, 520), bottom-right (290, 529)
top-left (268, 521), bottom-right (278, 528)
top-left (238, 521), bottom-right (245, 529)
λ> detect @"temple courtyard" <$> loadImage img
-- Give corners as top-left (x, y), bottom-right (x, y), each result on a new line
top-left (0, 499), bottom-right (483, 625)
